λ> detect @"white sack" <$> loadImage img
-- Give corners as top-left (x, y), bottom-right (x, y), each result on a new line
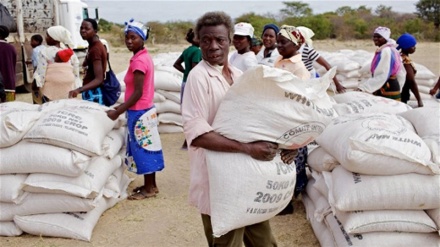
top-left (154, 69), bottom-right (182, 92)
top-left (307, 146), bottom-right (339, 172)
top-left (399, 106), bottom-right (440, 165)
top-left (154, 91), bottom-right (166, 103)
top-left (155, 99), bottom-right (181, 114)
top-left (0, 222), bottom-right (23, 236)
top-left (157, 124), bottom-right (183, 133)
top-left (206, 152), bottom-right (296, 237)
top-left (103, 165), bottom-right (132, 199)
top-left (14, 196), bottom-right (121, 242)
top-left (158, 112), bottom-right (183, 126)
top-left (325, 213), bottom-right (440, 247)
top-left (102, 127), bottom-right (126, 159)
top-left (323, 166), bottom-right (440, 211)
top-left (315, 113), bottom-right (438, 175)
top-left (426, 208), bottom-right (440, 235)
top-left (0, 192), bottom-right (99, 221)
top-left (213, 65), bottom-right (337, 149)
top-left (156, 89), bottom-right (181, 104)
top-left (0, 141), bottom-right (90, 176)
top-left (335, 209), bottom-right (437, 234)
top-left (23, 156), bottom-right (122, 199)
top-left (302, 194), bottom-right (335, 247)
top-left (332, 91), bottom-right (411, 115)
top-left (24, 102), bottom-right (115, 156)
top-left (0, 110), bottom-right (42, 148)
top-left (0, 174), bottom-right (28, 204)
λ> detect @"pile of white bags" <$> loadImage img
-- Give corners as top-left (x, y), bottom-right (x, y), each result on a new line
top-left (206, 66), bottom-right (338, 237)
top-left (0, 99), bottom-right (130, 241)
top-left (317, 50), bottom-right (438, 100)
top-left (303, 92), bottom-right (440, 246)
top-left (115, 52), bottom-right (184, 133)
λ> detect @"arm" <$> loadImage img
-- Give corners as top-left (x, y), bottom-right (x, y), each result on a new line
top-left (69, 59), bottom-right (104, 98)
top-left (192, 132), bottom-right (278, 161)
top-left (430, 77), bottom-right (440, 96)
top-left (181, 68), bottom-right (277, 162)
top-left (316, 56), bottom-right (346, 93)
top-left (107, 70), bottom-right (144, 120)
top-left (404, 63), bottom-right (423, 107)
top-left (173, 56), bottom-right (185, 74)
top-left (358, 48), bottom-right (392, 93)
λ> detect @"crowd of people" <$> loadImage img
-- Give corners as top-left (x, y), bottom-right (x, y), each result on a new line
top-left (1, 9), bottom-right (440, 246)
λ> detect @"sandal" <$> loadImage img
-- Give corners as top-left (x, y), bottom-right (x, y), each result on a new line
top-left (132, 186), bottom-right (159, 194)
top-left (127, 190), bottom-right (156, 200)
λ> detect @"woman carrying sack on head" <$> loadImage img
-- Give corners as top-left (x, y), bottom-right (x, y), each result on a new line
top-left (69, 18), bottom-right (107, 105)
top-left (33, 26), bottom-right (81, 103)
top-left (107, 19), bottom-right (164, 200)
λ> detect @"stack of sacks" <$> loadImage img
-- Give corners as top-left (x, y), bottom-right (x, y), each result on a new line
top-left (317, 50), bottom-right (372, 91)
top-left (316, 50), bottom-right (438, 97)
top-left (0, 99), bottom-right (130, 241)
top-left (301, 92), bottom-right (440, 246)
top-left (205, 66), bottom-right (339, 237)
top-left (114, 52), bottom-right (184, 133)
top-left (408, 65), bottom-right (438, 101)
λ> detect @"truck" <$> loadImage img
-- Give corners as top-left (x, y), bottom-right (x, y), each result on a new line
top-left (2, 0), bottom-right (102, 92)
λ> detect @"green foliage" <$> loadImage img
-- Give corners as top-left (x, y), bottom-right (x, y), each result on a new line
top-left (415, 0), bottom-right (440, 28)
top-left (235, 13), bottom-right (277, 38)
top-left (280, 1), bottom-right (313, 17)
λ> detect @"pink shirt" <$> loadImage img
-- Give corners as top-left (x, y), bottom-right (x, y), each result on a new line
top-left (274, 54), bottom-right (311, 80)
top-left (181, 60), bottom-right (242, 215)
top-left (124, 48), bottom-right (155, 110)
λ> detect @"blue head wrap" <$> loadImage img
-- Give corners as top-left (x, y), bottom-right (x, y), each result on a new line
top-left (124, 18), bottom-right (149, 41)
top-left (262, 24), bottom-right (279, 36)
top-left (396, 33), bottom-right (417, 50)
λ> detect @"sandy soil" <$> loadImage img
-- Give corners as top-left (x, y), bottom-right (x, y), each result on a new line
top-left (5, 40), bottom-right (439, 247)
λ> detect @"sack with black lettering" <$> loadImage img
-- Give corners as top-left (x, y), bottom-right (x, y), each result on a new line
top-left (206, 152), bottom-right (296, 237)
top-left (212, 65), bottom-right (337, 150)
top-left (315, 113), bottom-right (438, 175)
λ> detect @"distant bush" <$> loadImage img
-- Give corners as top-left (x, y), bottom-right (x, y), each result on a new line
top-left (99, 1), bottom-right (440, 45)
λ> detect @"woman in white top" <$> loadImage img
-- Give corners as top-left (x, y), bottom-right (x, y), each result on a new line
top-left (33, 26), bottom-right (81, 102)
top-left (256, 23), bottom-right (280, 67)
top-left (229, 22), bottom-right (258, 72)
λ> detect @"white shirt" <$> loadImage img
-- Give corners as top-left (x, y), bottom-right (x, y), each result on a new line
top-left (256, 46), bottom-right (280, 67)
top-left (229, 51), bottom-right (258, 72)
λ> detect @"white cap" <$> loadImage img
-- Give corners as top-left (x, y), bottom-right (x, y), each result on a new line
top-left (234, 22), bottom-right (254, 37)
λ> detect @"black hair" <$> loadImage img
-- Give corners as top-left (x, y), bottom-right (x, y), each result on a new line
top-left (31, 34), bottom-right (43, 44)
top-left (195, 11), bottom-right (233, 42)
top-left (83, 18), bottom-right (98, 32)
top-left (185, 28), bottom-right (195, 43)
top-left (0, 25), bottom-right (9, 39)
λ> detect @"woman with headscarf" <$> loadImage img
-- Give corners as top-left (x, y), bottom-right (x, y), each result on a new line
top-left (107, 19), bottom-right (164, 200)
top-left (229, 22), bottom-right (258, 72)
top-left (256, 23), bottom-right (280, 67)
top-left (357, 26), bottom-right (405, 101)
top-left (69, 18), bottom-right (107, 105)
top-left (396, 33), bottom-right (423, 107)
top-left (33, 25), bottom-right (81, 103)
top-left (273, 25), bottom-right (310, 215)
top-left (296, 26), bottom-right (346, 93)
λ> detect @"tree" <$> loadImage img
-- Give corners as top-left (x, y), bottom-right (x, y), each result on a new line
top-left (415, 0), bottom-right (440, 28)
top-left (280, 1), bottom-right (312, 18)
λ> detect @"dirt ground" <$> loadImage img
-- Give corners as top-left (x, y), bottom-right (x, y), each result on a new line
top-left (3, 40), bottom-right (439, 247)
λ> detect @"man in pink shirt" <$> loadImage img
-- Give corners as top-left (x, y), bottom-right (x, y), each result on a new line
top-left (181, 11), bottom-right (284, 247)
